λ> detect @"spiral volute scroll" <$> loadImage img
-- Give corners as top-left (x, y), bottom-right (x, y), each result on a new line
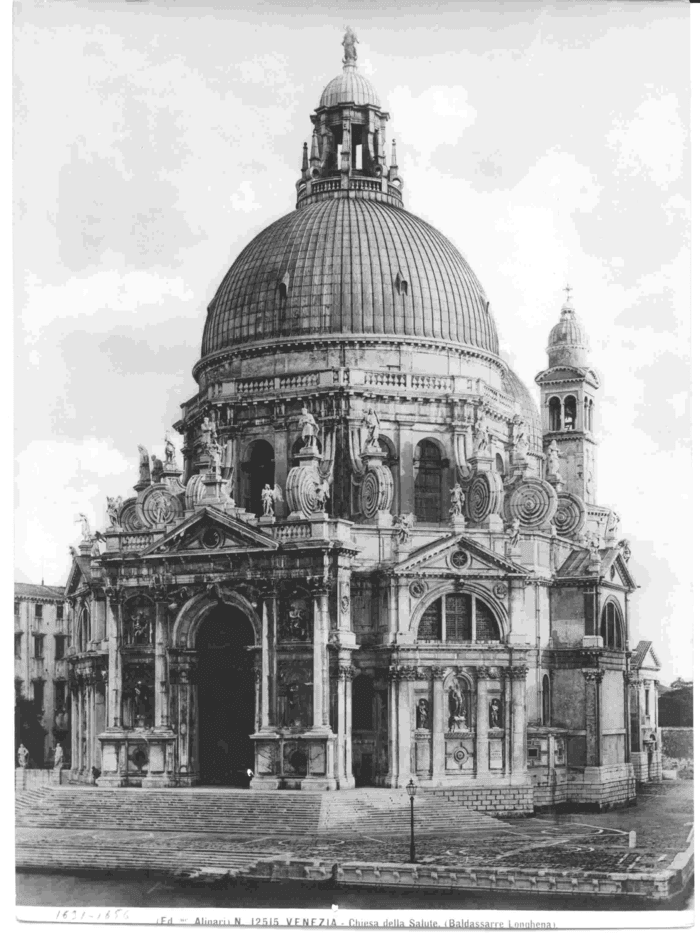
top-left (504, 477), bottom-right (557, 530)
top-left (360, 465), bottom-right (394, 518)
top-left (553, 492), bottom-right (586, 538)
top-left (117, 497), bottom-right (142, 531)
top-left (185, 474), bottom-right (206, 510)
top-left (464, 471), bottom-right (503, 524)
top-left (286, 464), bottom-right (322, 517)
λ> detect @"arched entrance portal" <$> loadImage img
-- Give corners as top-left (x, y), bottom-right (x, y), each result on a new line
top-left (196, 607), bottom-right (256, 787)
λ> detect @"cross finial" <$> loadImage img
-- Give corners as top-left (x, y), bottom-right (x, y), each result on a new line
top-left (563, 283), bottom-right (573, 303)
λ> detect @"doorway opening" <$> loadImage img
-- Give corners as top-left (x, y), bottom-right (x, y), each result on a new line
top-left (196, 607), bottom-right (256, 787)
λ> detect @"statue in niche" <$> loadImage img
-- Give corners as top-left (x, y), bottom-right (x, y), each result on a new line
top-left (106, 496), bottom-right (122, 529)
top-left (342, 26), bottom-right (359, 65)
top-left (489, 698), bottom-right (502, 729)
top-left (447, 680), bottom-right (468, 731)
top-left (137, 445), bottom-right (151, 484)
top-left (473, 409), bottom-right (489, 452)
top-left (416, 698), bottom-right (430, 730)
top-left (299, 405), bottom-right (319, 449)
top-left (362, 406), bottom-right (381, 449)
top-left (164, 434), bottom-right (176, 466)
top-left (17, 744), bottom-right (29, 768)
top-left (449, 484), bottom-right (465, 518)
top-left (128, 607), bottom-right (153, 645)
top-left (281, 597), bottom-right (311, 642)
top-left (53, 742), bottom-right (64, 770)
top-left (546, 440), bottom-right (561, 478)
top-left (261, 483), bottom-right (284, 516)
top-left (279, 676), bottom-right (311, 728)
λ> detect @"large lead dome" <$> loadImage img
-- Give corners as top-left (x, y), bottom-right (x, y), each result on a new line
top-left (200, 38), bottom-right (501, 361)
top-left (202, 198), bottom-right (499, 356)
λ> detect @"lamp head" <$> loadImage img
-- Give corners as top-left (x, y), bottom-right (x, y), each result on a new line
top-left (406, 778), bottom-right (417, 798)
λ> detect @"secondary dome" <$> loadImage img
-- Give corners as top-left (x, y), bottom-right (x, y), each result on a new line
top-left (319, 66), bottom-right (381, 108)
top-left (201, 198), bottom-right (500, 357)
top-left (547, 301), bottom-right (589, 367)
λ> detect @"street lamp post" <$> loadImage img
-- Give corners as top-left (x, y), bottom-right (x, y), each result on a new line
top-left (406, 778), bottom-right (417, 863)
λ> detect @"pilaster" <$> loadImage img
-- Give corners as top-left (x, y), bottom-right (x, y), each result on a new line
top-left (476, 666), bottom-right (490, 778)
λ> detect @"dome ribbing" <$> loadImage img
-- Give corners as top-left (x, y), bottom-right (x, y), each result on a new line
top-left (319, 67), bottom-right (381, 108)
top-left (201, 198), bottom-right (500, 357)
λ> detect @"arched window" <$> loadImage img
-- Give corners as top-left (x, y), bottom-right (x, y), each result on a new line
top-left (548, 397), bottom-right (562, 431)
top-left (415, 440), bottom-right (443, 522)
top-left (564, 395), bottom-right (577, 430)
top-left (600, 601), bottom-right (624, 649)
top-left (495, 453), bottom-right (505, 476)
top-left (417, 593), bottom-right (501, 643)
top-left (542, 674), bottom-right (551, 725)
top-left (242, 440), bottom-right (275, 516)
top-left (77, 606), bottom-right (90, 653)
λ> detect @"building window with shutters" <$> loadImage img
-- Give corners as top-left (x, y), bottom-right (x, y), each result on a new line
top-left (56, 604), bottom-right (64, 621)
top-left (32, 680), bottom-right (45, 711)
top-left (55, 635), bottom-right (66, 660)
top-left (14, 634), bottom-right (22, 659)
top-left (35, 603), bottom-right (43, 619)
top-left (417, 593), bottom-right (501, 643)
top-left (54, 681), bottom-right (67, 711)
top-left (34, 635), bottom-right (44, 659)
top-left (414, 440), bottom-right (443, 522)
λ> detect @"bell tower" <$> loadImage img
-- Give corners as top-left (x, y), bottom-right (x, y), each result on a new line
top-left (534, 288), bottom-right (600, 504)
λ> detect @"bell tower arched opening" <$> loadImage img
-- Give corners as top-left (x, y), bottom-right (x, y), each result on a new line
top-left (196, 607), bottom-right (256, 787)
top-left (242, 440), bottom-right (275, 517)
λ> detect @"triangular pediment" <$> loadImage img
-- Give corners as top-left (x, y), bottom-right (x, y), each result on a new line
top-left (66, 555), bottom-right (92, 596)
top-left (603, 548), bottom-right (637, 590)
top-left (142, 506), bottom-right (280, 557)
top-left (394, 533), bottom-right (527, 577)
top-left (631, 640), bottom-right (661, 672)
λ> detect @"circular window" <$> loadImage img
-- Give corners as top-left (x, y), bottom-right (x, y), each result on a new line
top-left (201, 529), bottom-right (223, 550)
top-left (451, 550), bottom-right (469, 569)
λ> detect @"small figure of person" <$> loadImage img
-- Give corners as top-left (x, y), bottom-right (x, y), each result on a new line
top-left (489, 698), bottom-right (502, 729)
top-left (53, 742), bottom-right (64, 770)
top-left (17, 743), bottom-right (29, 768)
top-left (299, 406), bottom-right (320, 449)
top-left (416, 698), bottom-right (430, 729)
top-left (450, 484), bottom-right (465, 519)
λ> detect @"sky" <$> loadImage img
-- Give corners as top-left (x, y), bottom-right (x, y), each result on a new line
top-left (13, 0), bottom-right (690, 683)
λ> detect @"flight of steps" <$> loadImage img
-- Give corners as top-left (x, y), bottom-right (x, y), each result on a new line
top-left (322, 789), bottom-right (508, 836)
top-left (16, 787), bottom-right (324, 837)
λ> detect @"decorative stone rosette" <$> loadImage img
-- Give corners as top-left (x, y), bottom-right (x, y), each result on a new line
top-left (504, 477), bottom-right (557, 530)
top-left (360, 464), bottom-right (394, 519)
top-left (286, 463), bottom-right (322, 516)
top-left (464, 471), bottom-right (503, 524)
top-left (553, 492), bottom-right (587, 538)
top-left (135, 483), bottom-right (184, 528)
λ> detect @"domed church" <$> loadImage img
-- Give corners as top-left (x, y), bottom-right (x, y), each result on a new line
top-left (64, 30), bottom-right (661, 810)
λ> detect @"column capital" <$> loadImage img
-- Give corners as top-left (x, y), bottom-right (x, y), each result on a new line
top-left (505, 665), bottom-right (529, 680)
top-left (337, 664), bottom-right (358, 680)
top-left (582, 668), bottom-right (605, 684)
top-left (104, 586), bottom-right (121, 605)
top-left (476, 666), bottom-right (490, 681)
top-left (430, 666), bottom-right (447, 680)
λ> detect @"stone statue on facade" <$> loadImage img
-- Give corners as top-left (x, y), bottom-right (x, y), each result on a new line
top-left (106, 496), bottom-right (122, 529)
top-left (607, 511), bottom-right (620, 540)
top-left (53, 742), bottom-right (64, 770)
top-left (261, 483), bottom-right (284, 516)
top-left (447, 682), bottom-right (467, 731)
top-left (489, 698), bottom-right (502, 729)
top-left (205, 438), bottom-right (223, 476)
top-left (299, 406), bottom-right (320, 449)
top-left (77, 513), bottom-right (91, 541)
top-left (546, 440), bottom-right (561, 478)
top-left (17, 744), bottom-right (29, 768)
top-left (473, 409), bottom-right (489, 452)
top-left (342, 26), bottom-right (358, 66)
top-left (151, 453), bottom-right (164, 482)
top-left (416, 698), bottom-right (430, 729)
top-left (513, 422), bottom-right (529, 459)
top-left (362, 406), bottom-right (381, 450)
top-left (506, 518), bottom-right (521, 548)
top-left (164, 433), bottom-right (176, 466)
top-left (618, 538), bottom-right (631, 562)
top-left (394, 513), bottom-right (412, 544)
top-left (137, 445), bottom-right (151, 484)
top-left (90, 531), bottom-right (106, 557)
top-left (449, 484), bottom-right (465, 518)
top-left (313, 477), bottom-right (330, 512)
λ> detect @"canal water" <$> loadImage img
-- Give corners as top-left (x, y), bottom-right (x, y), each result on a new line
top-left (16, 871), bottom-right (694, 913)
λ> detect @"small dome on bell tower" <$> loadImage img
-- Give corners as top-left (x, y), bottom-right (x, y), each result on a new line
top-left (547, 287), bottom-right (589, 368)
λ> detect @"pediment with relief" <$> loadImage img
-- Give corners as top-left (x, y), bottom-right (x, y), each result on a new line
top-left (142, 506), bottom-right (279, 557)
top-left (393, 534), bottom-right (527, 578)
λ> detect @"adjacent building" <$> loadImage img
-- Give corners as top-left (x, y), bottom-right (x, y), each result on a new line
top-left (14, 582), bottom-right (70, 767)
top-left (61, 31), bottom-right (660, 812)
